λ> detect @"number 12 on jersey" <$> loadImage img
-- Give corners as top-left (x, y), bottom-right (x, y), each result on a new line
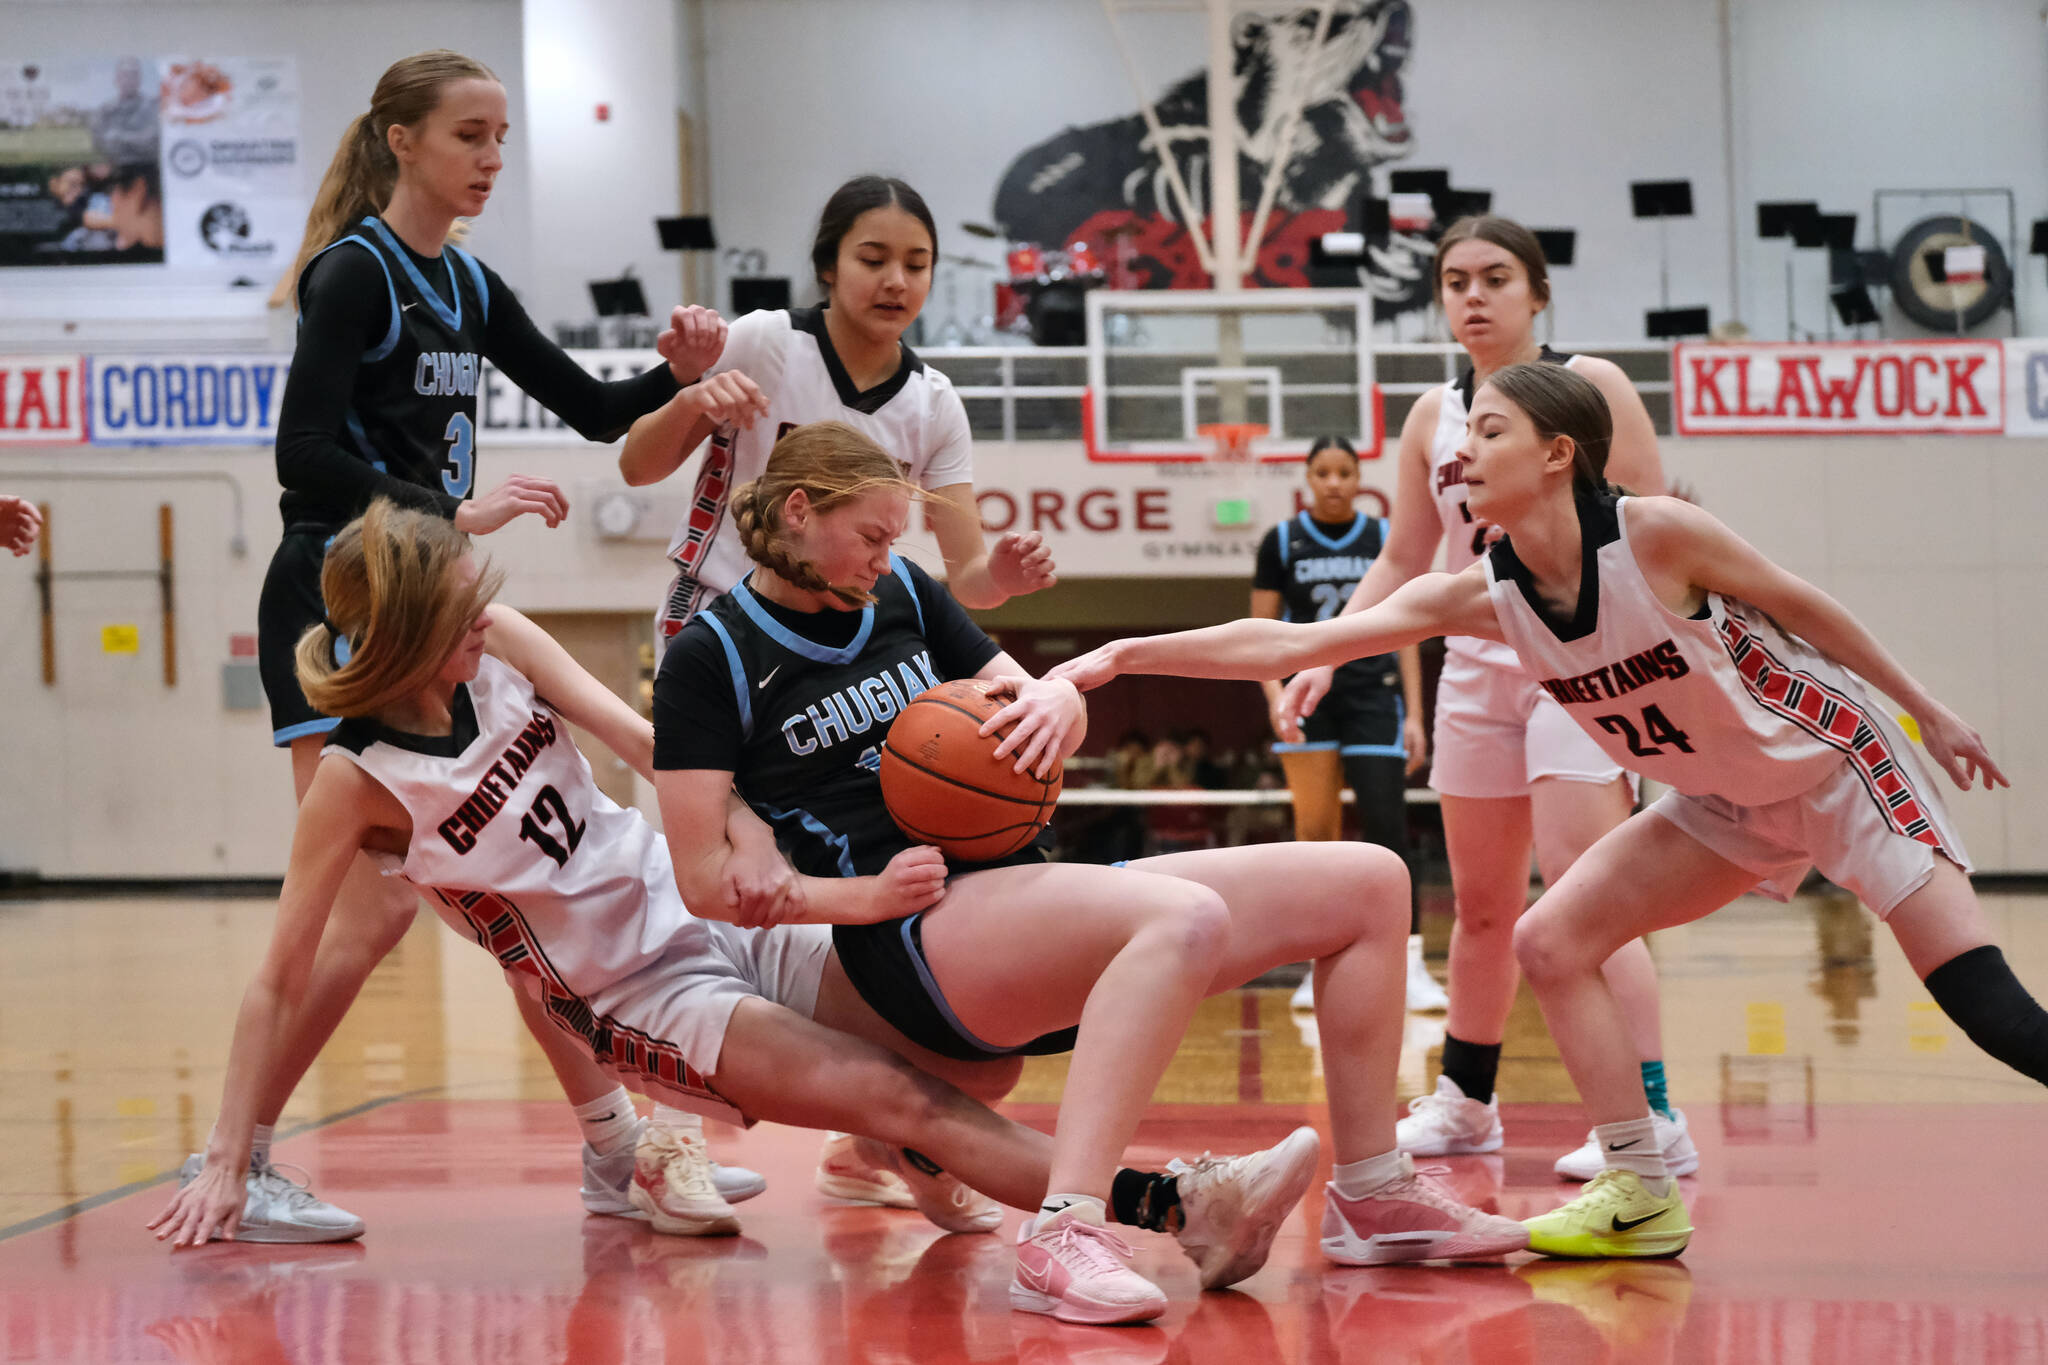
top-left (519, 784), bottom-right (586, 867)
top-left (1596, 704), bottom-right (1694, 758)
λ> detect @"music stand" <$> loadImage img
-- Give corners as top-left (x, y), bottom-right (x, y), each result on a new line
top-left (1645, 306), bottom-right (1710, 339)
top-left (1389, 168), bottom-right (1452, 228)
top-left (1831, 284), bottom-right (1879, 334)
top-left (655, 216), bottom-right (716, 251)
top-left (1443, 189), bottom-right (1492, 222)
top-left (730, 276), bottom-right (792, 316)
top-left (589, 276), bottom-right (649, 318)
top-left (1757, 200), bottom-right (1820, 338)
top-left (1632, 180), bottom-right (1693, 320)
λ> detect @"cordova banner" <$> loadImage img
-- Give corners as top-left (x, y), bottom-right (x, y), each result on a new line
top-left (89, 354), bottom-right (290, 444)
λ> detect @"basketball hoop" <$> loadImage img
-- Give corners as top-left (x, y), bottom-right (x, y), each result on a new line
top-left (1198, 422), bottom-right (1267, 464)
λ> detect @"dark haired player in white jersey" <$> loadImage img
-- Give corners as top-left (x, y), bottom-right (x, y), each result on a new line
top-left (225, 50), bottom-right (753, 1243)
top-left (1251, 435), bottom-right (1438, 1013)
top-left (1280, 216), bottom-right (1690, 1183)
top-left (619, 175), bottom-right (1057, 1205)
top-left (1050, 360), bottom-right (2047, 1258)
top-left (153, 498), bottom-right (1353, 1284)
top-left (654, 420), bottom-right (1528, 1325)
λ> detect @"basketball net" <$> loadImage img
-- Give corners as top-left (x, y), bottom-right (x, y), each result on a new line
top-left (1197, 422), bottom-right (1267, 465)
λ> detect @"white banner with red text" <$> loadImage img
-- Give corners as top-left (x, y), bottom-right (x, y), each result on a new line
top-left (1673, 340), bottom-right (2004, 436)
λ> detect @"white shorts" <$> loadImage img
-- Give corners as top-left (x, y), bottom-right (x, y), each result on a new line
top-left (1428, 649), bottom-right (1627, 799)
top-left (1648, 751), bottom-right (1971, 918)
top-left (577, 921), bottom-right (833, 1123)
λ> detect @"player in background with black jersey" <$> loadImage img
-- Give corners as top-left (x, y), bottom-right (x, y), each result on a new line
top-left (196, 50), bottom-right (754, 1245)
top-left (1250, 435), bottom-right (1439, 1013)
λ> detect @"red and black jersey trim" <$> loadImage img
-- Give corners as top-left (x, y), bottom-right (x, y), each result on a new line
top-left (668, 427), bottom-right (737, 581)
top-left (1717, 614), bottom-right (1952, 856)
top-left (433, 886), bottom-right (730, 1110)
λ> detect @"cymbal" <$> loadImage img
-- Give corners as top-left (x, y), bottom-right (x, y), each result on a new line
top-left (960, 221), bottom-right (1002, 239)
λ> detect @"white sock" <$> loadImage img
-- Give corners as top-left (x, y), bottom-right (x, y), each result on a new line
top-left (651, 1102), bottom-right (705, 1137)
top-left (573, 1086), bottom-right (639, 1157)
top-left (1035, 1194), bottom-right (1107, 1232)
top-left (212, 1122), bottom-right (273, 1169)
top-left (1593, 1117), bottom-right (1671, 1193)
top-left (1331, 1148), bottom-right (1408, 1199)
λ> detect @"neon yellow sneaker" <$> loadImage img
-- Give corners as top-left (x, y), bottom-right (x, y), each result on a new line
top-left (1523, 1169), bottom-right (1691, 1259)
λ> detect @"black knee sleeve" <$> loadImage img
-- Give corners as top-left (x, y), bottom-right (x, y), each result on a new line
top-left (1922, 945), bottom-right (2048, 1086)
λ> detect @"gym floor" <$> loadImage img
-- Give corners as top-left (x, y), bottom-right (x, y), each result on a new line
top-left (2, 881), bottom-right (2044, 1364)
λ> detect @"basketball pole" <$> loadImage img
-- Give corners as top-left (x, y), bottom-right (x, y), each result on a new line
top-left (1207, 0), bottom-right (1249, 424)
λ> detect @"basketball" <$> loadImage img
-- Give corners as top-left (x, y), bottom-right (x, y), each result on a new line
top-left (879, 680), bottom-right (1063, 861)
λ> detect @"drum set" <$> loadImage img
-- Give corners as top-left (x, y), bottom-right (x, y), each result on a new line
top-left (925, 222), bottom-right (1140, 347)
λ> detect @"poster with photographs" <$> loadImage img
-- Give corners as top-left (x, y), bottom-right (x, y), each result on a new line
top-left (0, 54), bottom-right (300, 271)
top-left (0, 57), bottom-right (166, 265)
top-left (158, 56), bottom-right (300, 274)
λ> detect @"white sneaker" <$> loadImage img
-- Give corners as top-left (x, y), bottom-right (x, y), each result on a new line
top-left (1553, 1107), bottom-right (1700, 1181)
top-left (853, 1136), bottom-right (1003, 1234)
top-left (1395, 1075), bottom-right (1504, 1156)
top-left (1405, 935), bottom-right (1449, 1013)
top-left (582, 1118), bottom-right (765, 1214)
top-left (815, 1130), bottom-right (916, 1208)
top-left (1290, 973), bottom-right (1316, 1012)
top-left (628, 1124), bottom-right (740, 1236)
top-left (178, 1154), bottom-right (365, 1244)
top-left (1167, 1125), bottom-right (1321, 1289)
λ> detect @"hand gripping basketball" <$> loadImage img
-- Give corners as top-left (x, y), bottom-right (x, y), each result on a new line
top-left (879, 680), bottom-right (1065, 861)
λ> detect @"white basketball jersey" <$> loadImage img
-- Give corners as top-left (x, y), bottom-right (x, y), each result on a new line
top-left (1429, 349), bottom-right (1583, 669)
top-left (322, 654), bottom-right (749, 1107)
top-left (1485, 496), bottom-right (1945, 842)
top-left (663, 307), bottom-right (975, 608)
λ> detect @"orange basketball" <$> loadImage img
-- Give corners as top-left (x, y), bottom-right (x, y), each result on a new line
top-left (879, 680), bottom-right (1063, 861)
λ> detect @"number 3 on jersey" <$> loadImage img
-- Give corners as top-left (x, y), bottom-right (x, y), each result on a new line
top-left (1596, 704), bottom-right (1694, 758)
top-left (440, 411), bottom-right (475, 497)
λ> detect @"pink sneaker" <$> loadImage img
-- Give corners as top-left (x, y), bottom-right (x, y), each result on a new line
top-left (1010, 1205), bottom-right (1169, 1325)
top-left (1321, 1153), bottom-right (1528, 1265)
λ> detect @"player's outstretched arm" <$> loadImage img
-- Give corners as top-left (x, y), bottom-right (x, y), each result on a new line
top-left (1050, 569), bottom-right (1497, 694)
top-left (484, 606), bottom-right (654, 780)
top-left (618, 372), bottom-right (770, 487)
top-left (1631, 496), bottom-right (2006, 792)
top-left (148, 763), bottom-right (377, 1248)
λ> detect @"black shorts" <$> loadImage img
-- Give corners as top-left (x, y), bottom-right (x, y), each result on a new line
top-left (1276, 664), bottom-right (1406, 759)
top-left (833, 913), bottom-right (1078, 1063)
top-left (257, 526), bottom-right (341, 746)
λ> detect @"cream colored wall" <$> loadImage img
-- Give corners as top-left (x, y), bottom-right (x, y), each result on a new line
top-left (0, 435), bottom-right (2037, 875)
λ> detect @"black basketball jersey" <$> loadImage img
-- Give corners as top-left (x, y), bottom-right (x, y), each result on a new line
top-left (290, 215), bottom-right (491, 514)
top-left (1254, 510), bottom-right (1398, 686)
top-left (654, 556), bottom-right (1019, 878)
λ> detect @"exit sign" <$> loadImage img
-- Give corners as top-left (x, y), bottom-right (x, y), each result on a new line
top-left (1212, 497), bottom-right (1254, 528)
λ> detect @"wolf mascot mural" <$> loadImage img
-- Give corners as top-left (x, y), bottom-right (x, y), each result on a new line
top-left (994, 0), bottom-right (1434, 319)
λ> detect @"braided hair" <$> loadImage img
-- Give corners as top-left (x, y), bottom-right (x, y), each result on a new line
top-left (731, 421), bottom-right (921, 607)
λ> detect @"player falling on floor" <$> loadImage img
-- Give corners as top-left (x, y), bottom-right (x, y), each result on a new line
top-left (230, 49), bottom-right (751, 1244)
top-left (1283, 216), bottom-right (1691, 1183)
top-left (151, 498), bottom-right (1340, 1281)
top-left (651, 420), bottom-right (1527, 1324)
top-left (1051, 361), bottom-right (2048, 1257)
top-left (618, 174), bottom-right (1057, 1212)
top-left (1250, 435), bottom-right (1440, 1013)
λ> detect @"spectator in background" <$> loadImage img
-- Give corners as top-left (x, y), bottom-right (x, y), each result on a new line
top-left (1182, 729), bottom-right (1229, 790)
top-left (1109, 730), bottom-right (1155, 789)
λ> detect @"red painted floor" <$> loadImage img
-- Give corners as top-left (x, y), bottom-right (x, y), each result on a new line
top-left (4, 1099), bottom-right (2045, 1364)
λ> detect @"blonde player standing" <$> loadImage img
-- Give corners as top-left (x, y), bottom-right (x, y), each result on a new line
top-left (1052, 360), bottom-right (2047, 1256)
top-left (1282, 216), bottom-right (1690, 1180)
top-left (618, 175), bottom-right (1057, 1205)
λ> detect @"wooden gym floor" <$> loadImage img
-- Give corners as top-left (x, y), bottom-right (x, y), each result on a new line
top-left (2, 880), bottom-right (2045, 1364)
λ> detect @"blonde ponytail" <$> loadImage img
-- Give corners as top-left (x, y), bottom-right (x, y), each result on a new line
top-left (274, 50), bottom-right (497, 310)
top-left (295, 499), bottom-right (503, 717)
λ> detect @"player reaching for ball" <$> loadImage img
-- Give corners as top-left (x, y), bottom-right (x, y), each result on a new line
top-left (653, 420), bottom-right (1528, 1325)
top-left (1049, 361), bottom-right (2048, 1259)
